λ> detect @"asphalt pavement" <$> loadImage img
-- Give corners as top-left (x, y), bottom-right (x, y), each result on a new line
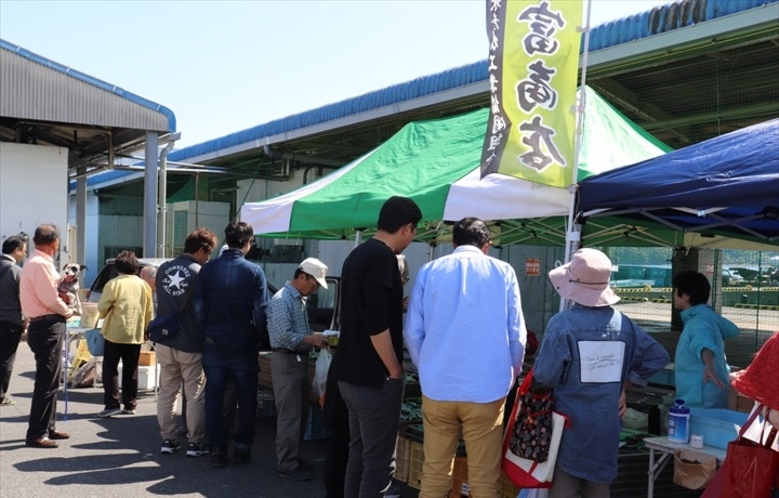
top-left (0, 344), bottom-right (417, 498)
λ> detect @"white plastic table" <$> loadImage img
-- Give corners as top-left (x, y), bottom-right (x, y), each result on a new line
top-left (644, 436), bottom-right (726, 498)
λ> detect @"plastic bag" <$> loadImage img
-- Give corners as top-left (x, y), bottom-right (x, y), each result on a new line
top-left (312, 349), bottom-right (331, 398)
top-left (71, 358), bottom-right (96, 388)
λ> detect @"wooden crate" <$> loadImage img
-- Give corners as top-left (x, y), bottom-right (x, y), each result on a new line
top-left (395, 436), bottom-right (411, 483)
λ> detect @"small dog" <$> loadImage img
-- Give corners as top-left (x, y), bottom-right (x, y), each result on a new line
top-left (58, 264), bottom-right (88, 315)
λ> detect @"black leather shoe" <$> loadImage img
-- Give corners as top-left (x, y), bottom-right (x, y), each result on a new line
top-left (48, 430), bottom-right (70, 440)
top-left (26, 436), bottom-right (59, 448)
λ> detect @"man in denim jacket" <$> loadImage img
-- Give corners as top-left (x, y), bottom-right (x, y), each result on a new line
top-left (194, 221), bottom-right (269, 468)
top-left (534, 248), bottom-right (669, 498)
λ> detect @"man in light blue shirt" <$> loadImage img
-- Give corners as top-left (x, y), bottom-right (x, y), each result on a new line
top-left (405, 217), bottom-right (526, 498)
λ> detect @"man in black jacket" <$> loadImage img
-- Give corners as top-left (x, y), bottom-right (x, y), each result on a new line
top-left (195, 221), bottom-right (270, 468)
top-left (0, 235), bottom-right (27, 406)
top-left (155, 228), bottom-right (218, 457)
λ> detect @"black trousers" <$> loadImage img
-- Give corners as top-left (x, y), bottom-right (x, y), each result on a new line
top-left (323, 380), bottom-right (351, 498)
top-left (26, 316), bottom-right (65, 442)
top-left (102, 339), bottom-right (141, 411)
top-left (0, 320), bottom-right (24, 401)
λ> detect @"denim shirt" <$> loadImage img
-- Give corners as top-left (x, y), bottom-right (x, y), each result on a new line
top-left (194, 249), bottom-right (269, 347)
top-left (675, 304), bottom-right (739, 408)
top-left (533, 305), bottom-right (669, 483)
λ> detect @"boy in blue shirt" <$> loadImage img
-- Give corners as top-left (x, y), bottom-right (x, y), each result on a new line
top-left (673, 270), bottom-right (740, 408)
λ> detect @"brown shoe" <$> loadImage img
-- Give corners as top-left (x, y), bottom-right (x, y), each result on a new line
top-left (48, 430), bottom-right (70, 440)
top-left (26, 436), bottom-right (59, 448)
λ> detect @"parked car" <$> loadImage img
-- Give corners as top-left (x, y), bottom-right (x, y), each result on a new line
top-left (722, 268), bottom-right (745, 287)
top-left (728, 266), bottom-right (773, 284)
top-left (85, 258), bottom-right (171, 303)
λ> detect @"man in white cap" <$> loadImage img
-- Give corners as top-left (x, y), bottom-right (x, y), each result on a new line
top-left (267, 257), bottom-right (330, 481)
top-left (533, 248), bottom-right (669, 498)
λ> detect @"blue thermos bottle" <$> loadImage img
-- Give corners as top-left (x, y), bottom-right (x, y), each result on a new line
top-left (668, 399), bottom-right (690, 443)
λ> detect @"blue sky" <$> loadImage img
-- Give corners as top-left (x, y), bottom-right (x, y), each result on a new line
top-left (0, 0), bottom-right (670, 149)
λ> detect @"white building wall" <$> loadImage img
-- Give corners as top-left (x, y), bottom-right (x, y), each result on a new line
top-left (0, 142), bottom-right (68, 263)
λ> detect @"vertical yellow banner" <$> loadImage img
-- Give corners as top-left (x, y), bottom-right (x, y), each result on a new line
top-left (481, 0), bottom-right (583, 188)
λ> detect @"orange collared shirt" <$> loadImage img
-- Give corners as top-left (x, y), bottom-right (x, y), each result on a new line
top-left (20, 248), bottom-right (71, 319)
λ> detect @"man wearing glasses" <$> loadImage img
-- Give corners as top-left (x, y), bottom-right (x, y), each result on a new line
top-left (268, 258), bottom-right (330, 481)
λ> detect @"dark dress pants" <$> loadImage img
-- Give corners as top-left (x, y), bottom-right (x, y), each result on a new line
top-left (25, 316), bottom-right (65, 442)
top-left (323, 356), bottom-right (351, 498)
top-left (338, 378), bottom-right (404, 498)
top-left (0, 320), bottom-right (24, 401)
top-left (102, 339), bottom-right (141, 411)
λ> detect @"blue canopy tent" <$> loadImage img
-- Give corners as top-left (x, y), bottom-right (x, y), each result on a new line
top-left (577, 119), bottom-right (779, 250)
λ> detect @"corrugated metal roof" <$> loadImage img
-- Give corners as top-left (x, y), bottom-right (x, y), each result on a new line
top-left (169, 0), bottom-right (776, 163)
top-left (0, 39), bottom-right (175, 132)
top-left (588, 0), bottom-right (776, 51)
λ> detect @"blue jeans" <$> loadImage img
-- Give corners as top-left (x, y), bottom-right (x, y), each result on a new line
top-left (202, 343), bottom-right (258, 450)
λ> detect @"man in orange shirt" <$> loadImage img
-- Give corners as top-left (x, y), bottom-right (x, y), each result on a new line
top-left (19, 224), bottom-right (74, 448)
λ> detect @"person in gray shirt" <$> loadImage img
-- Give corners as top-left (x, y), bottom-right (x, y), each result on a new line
top-left (0, 235), bottom-right (27, 406)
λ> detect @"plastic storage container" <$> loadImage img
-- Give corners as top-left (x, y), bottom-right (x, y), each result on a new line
top-left (668, 399), bottom-right (690, 443)
top-left (689, 407), bottom-right (748, 450)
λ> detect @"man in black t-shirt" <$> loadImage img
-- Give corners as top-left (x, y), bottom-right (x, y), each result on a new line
top-left (333, 196), bottom-right (421, 497)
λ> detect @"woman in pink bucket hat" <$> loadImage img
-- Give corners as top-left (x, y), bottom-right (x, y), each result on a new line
top-left (534, 248), bottom-right (670, 498)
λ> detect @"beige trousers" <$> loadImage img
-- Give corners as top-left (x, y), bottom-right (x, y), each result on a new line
top-left (156, 344), bottom-right (206, 445)
top-left (420, 395), bottom-right (505, 498)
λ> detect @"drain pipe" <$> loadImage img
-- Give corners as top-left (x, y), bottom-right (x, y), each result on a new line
top-left (157, 137), bottom-right (178, 257)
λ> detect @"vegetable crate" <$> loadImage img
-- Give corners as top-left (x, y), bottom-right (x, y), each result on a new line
top-left (395, 436), bottom-right (411, 483)
top-left (408, 441), bottom-right (470, 495)
top-left (256, 388), bottom-right (277, 418)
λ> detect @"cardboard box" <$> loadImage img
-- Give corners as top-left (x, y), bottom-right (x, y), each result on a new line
top-left (138, 351), bottom-right (156, 366)
top-left (728, 388), bottom-right (755, 413)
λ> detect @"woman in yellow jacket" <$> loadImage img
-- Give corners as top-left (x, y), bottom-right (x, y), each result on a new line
top-left (96, 251), bottom-right (154, 418)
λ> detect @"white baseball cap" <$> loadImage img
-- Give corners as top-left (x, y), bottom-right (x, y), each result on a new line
top-left (299, 257), bottom-right (328, 289)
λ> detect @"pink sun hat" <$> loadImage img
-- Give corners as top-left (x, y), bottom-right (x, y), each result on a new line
top-left (549, 248), bottom-right (620, 307)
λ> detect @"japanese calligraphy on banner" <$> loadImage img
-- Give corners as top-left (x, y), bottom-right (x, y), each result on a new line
top-left (480, 0), bottom-right (583, 188)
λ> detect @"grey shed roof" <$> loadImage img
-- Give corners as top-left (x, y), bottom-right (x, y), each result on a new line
top-left (0, 39), bottom-right (175, 132)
